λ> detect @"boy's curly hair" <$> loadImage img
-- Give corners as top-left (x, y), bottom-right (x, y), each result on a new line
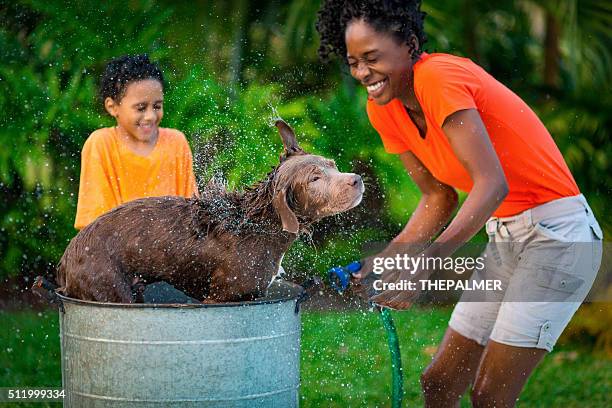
top-left (316, 0), bottom-right (427, 63)
top-left (100, 54), bottom-right (164, 102)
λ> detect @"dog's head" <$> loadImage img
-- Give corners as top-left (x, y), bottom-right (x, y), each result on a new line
top-left (271, 119), bottom-right (364, 234)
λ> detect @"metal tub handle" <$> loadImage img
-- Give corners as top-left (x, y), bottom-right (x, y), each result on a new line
top-left (294, 276), bottom-right (323, 314)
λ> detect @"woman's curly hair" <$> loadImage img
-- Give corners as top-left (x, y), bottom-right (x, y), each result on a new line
top-left (100, 54), bottom-right (164, 102)
top-left (316, 0), bottom-right (427, 63)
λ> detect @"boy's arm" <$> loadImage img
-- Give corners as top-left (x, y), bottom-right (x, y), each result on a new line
top-left (74, 138), bottom-right (117, 230)
top-left (182, 137), bottom-right (199, 198)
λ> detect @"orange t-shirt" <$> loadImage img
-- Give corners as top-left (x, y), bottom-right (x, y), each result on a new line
top-left (367, 52), bottom-right (579, 217)
top-left (74, 127), bottom-right (198, 229)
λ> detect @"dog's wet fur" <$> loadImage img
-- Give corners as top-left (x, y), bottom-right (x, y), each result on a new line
top-left (56, 120), bottom-right (364, 303)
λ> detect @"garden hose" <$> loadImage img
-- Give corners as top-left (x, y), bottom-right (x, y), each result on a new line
top-left (328, 262), bottom-right (404, 408)
top-left (379, 307), bottom-right (403, 408)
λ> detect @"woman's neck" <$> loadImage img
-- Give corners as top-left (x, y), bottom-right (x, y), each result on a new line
top-left (399, 69), bottom-right (421, 113)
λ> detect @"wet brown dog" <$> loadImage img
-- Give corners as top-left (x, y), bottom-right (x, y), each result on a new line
top-left (56, 120), bottom-right (364, 303)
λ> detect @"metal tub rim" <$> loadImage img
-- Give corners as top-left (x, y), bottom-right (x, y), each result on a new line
top-left (55, 280), bottom-right (304, 309)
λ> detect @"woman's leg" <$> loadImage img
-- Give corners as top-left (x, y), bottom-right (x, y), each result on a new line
top-left (471, 340), bottom-right (546, 407)
top-left (426, 242), bottom-right (508, 407)
top-left (421, 327), bottom-right (485, 407)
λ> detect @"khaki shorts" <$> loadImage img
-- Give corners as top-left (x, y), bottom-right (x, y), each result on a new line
top-left (449, 194), bottom-right (603, 352)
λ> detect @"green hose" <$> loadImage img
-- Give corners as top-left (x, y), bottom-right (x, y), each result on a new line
top-left (326, 264), bottom-right (404, 406)
top-left (379, 307), bottom-right (404, 408)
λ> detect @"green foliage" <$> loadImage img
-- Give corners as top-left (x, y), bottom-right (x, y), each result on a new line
top-left (0, 1), bottom-right (173, 277)
top-left (559, 301), bottom-right (612, 356)
top-left (0, 0), bottom-right (414, 278)
top-left (0, 0), bottom-right (610, 279)
top-left (537, 94), bottom-right (612, 233)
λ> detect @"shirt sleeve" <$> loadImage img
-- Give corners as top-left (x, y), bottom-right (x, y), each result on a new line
top-left (366, 100), bottom-right (410, 154)
top-left (416, 60), bottom-right (479, 127)
top-left (74, 135), bottom-right (117, 230)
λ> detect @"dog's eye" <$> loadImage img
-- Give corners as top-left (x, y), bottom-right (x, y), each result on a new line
top-left (309, 176), bottom-right (320, 183)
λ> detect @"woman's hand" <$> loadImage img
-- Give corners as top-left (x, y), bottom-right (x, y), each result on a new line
top-left (369, 267), bottom-right (428, 310)
top-left (348, 256), bottom-right (373, 300)
top-left (350, 250), bottom-right (411, 300)
top-left (351, 244), bottom-right (429, 307)
top-left (350, 253), bottom-right (391, 300)
top-left (367, 247), bottom-right (435, 310)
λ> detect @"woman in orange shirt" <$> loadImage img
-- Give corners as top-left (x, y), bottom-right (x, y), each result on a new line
top-left (75, 55), bottom-right (198, 230)
top-left (316, 1), bottom-right (602, 406)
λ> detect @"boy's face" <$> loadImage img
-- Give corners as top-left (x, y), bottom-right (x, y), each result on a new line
top-left (105, 79), bottom-right (164, 143)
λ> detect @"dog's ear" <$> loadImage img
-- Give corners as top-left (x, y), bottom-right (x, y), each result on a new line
top-left (272, 187), bottom-right (299, 234)
top-left (275, 119), bottom-right (304, 161)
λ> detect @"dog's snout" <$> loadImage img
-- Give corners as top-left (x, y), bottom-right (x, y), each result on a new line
top-left (348, 174), bottom-right (362, 187)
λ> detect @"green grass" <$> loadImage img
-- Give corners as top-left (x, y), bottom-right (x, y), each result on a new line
top-left (301, 309), bottom-right (611, 407)
top-left (1, 308), bottom-right (610, 407)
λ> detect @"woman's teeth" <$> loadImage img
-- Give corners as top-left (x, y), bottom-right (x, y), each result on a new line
top-left (367, 80), bottom-right (385, 92)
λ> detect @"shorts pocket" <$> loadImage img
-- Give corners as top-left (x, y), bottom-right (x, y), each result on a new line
top-left (535, 266), bottom-right (584, 294)
top-left (534, 206), bottom-right (598, 242)
top-left (589, 219), bottom-right (603, 272)
top-left (589, 219), bottom-right (603, 241)
top-left (517, 265), bottom-right (586, 302)
top-left (535, 223), bottom-right (567, 242)
top-left (484, 242), bottom-right (502, 267)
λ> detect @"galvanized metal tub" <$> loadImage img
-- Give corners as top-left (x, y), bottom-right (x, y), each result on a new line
top-left (57, 281), bottom-right (303, 408)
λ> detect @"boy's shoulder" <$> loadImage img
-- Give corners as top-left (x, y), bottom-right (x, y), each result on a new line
top-left (157, 128), bottom-right (192, 157)
top-left (88, 127), bottom-right (114, 139)
top-left (82, 127), bottom-right (115, 150)
top-left (159, 127), bottom-right (188, 143)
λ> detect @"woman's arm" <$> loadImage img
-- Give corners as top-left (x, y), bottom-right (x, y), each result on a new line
top-left (430, 108), bottom-right (508, 257)
top-left (392, 151), bottom-right (458, 244)
top-left (354, 151), bottom-right (456, 280)
top-left (371, 108), bottom-right (508, 308)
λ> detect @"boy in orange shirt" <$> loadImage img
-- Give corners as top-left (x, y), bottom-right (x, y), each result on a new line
top-left (75, 55), bottom-right (198, 230)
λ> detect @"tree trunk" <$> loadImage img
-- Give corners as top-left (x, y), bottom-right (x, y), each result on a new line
top-left (463, 0), bottom-right (479, 60)
top-left (229, 0), bottom-right (248, 91)
top-left (544, 10), bottom-right (560, 88)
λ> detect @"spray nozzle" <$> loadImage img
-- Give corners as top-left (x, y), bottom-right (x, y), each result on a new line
top-left (327, 261), bottom-right (362, 293)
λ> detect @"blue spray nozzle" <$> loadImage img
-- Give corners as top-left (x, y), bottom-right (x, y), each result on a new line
top-left (346, 261), bottom-right (362, 273)
top-left (327, 261), bottom-right (362, 293)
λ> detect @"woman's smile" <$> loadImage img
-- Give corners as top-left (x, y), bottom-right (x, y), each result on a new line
top-left (366, 78), bottom-right (388, 98)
